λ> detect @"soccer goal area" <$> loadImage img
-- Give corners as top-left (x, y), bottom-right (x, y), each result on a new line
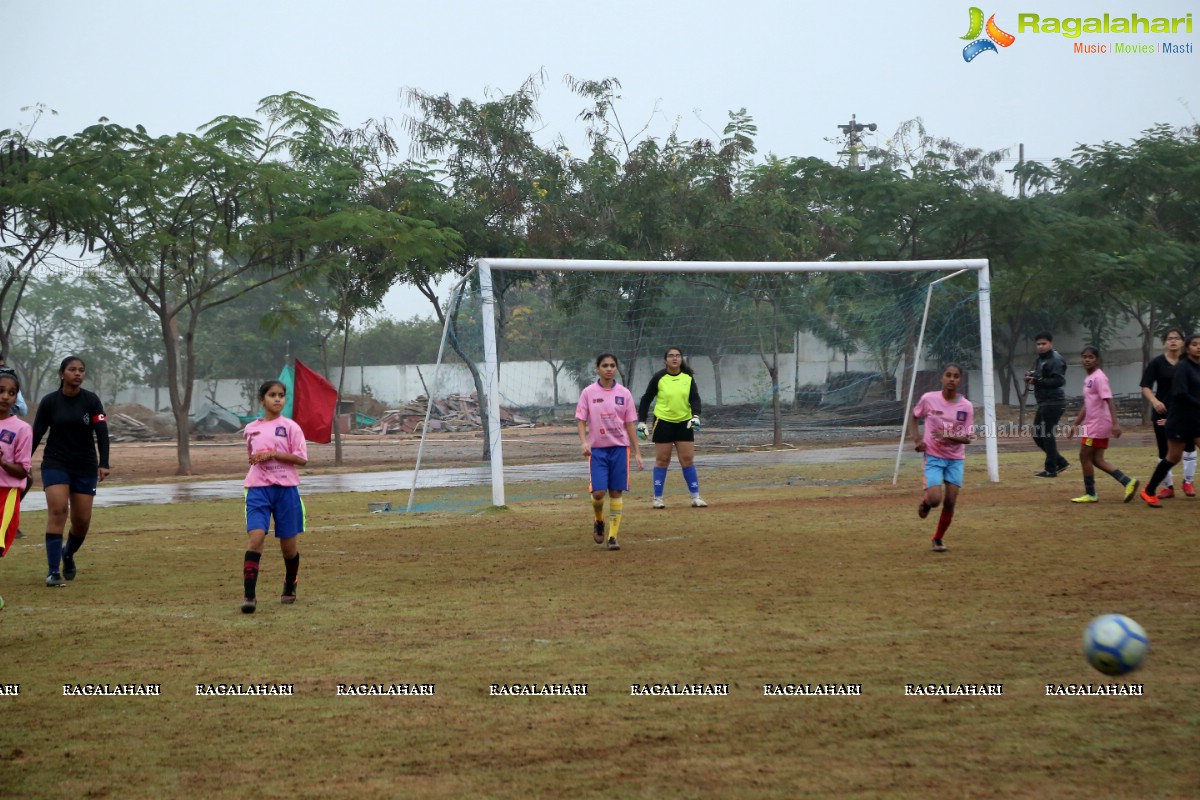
top-left (413, 258), bottom-right (997, 508)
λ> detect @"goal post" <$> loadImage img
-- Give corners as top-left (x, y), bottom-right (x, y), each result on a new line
top-left (476, 257), bottom-right (999, 508)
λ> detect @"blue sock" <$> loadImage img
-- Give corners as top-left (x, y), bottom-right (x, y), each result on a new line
top-left (46, 533), bottom-right (63, 574)
top-left (682, 466), bottom-right (700, 495)
top-left (653, 467), bottom-right (667, 498)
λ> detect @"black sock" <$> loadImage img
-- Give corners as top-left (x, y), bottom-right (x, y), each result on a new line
top-left (1084, 476), bottom-right (1096, 496)
top-left (1145, 459), bottom-right (1173, 495)
top-left (1110, 470), bottom-right (1129, 486)
top-left (243, 551), bottom-right (262, 599)
top-left (64, 533), bottom-right (86, 558)
top-left (283, 554), bottom-right (300, 594)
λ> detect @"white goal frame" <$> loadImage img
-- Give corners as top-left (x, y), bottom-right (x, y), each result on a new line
top-left (477, 258), bottom-right (999, 507)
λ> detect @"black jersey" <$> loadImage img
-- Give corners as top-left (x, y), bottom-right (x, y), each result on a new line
top-left (1139, 354), bottom-right (1180, 406)
top-left (31, 388), bottom-right (111, 472)
top-left (1170, 357), bottom-right (1200, 411)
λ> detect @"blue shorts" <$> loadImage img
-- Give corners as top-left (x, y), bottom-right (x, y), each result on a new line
top-left (245, 485), bottom-right (306, 539)
top-left (923, 456), bottom-right (964, 489)
top-left (588, 446), bottom-right (630, 494)
top-left (41, 467), bottom-right (98, 496)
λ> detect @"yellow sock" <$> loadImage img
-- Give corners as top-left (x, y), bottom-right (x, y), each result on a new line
top-left (592, 496), bottom-right (605, 522)
top-left (608, 498), bottom-right (623, 540)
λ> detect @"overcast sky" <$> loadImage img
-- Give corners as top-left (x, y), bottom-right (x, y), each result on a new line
top-left (5, 0), bottom-right (1196, 318)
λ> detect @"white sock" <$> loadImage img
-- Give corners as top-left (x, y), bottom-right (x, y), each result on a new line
top-left (1165, 468), bottom-right (1174, 488)
top-left (1184, 450), bottom-right (1197, 483)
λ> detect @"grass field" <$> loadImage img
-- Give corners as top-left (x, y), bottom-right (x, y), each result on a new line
top-left (1, 446), bottom-right (1198, 799)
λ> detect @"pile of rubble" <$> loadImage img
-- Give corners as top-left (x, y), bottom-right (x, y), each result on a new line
top-left (364, 393), bottom-right (534, 435)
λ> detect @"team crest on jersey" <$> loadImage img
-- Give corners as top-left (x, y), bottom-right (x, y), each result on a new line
top-left (956, 410), bottom-right (968, 421)
top-left (275, 426), bottom-right (287, 438)
top-left (615, 396), bottom-right (625, 405)
top-left (0, 430), bottom-right (12, 444)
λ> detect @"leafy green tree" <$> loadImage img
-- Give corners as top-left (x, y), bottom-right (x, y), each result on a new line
top-left (42, 92), bottom-right (454, 474)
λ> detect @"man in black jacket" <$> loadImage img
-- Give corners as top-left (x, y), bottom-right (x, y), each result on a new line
top-left (1027, 332), bottom-right (1069, 477)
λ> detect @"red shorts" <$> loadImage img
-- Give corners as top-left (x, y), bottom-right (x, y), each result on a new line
top-left (0, 486), bottom-right (20, 554)
top-left (1081, 437), bottom-right (1109, 450)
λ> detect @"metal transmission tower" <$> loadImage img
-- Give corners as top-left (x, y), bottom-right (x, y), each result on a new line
top-left (837, 114), bottom-right (877, 170)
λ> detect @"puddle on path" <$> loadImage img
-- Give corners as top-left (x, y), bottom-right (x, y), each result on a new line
top-left (20, 444), bottom-right (896, 510)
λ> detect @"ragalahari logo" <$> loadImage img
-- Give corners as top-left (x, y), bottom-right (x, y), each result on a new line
top-left (962, 7), bottom-right (1016, 61)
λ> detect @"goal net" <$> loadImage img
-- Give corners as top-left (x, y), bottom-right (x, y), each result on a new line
top-left (414, 259), bottom-right (997, 508)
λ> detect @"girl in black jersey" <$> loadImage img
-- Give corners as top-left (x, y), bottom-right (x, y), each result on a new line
top-left (1139, 329), bottom-right (1196, 498)
top-left (31, 357), bottom-right (111, 586)
top-left (1141, 334), bottom-right (1200, 508)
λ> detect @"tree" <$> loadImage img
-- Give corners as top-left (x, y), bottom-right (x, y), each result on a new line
top-left (43, 92), bottom-right (454, 474)
top-left (402, 73), bottom-right (559, 457)
top-left (1015, 124), bottom-right (1200, 383)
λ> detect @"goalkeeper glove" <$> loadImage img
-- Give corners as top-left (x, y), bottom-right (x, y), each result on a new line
top-left (636, 422), bottom-right (648, 440)
top-left (687, 416), bottom-right (701, 431)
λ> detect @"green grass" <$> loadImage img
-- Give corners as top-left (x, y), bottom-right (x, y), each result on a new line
top-left (1, 448), bottom-right (1198, 798)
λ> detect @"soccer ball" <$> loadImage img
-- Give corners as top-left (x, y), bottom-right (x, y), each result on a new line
top-left (1083, 614), bottom-right (1148, 676)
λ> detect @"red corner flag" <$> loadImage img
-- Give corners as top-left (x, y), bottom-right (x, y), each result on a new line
top-left (291, 358), bottom-right (338, 443)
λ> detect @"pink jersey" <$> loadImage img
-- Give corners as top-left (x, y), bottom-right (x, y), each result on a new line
top-left (0, 414), bottom-right (32, 489)
top-left (575, 381), bottom-right (638, 450)
top-left (243, 416), bottom-right (307, 488)
top-left (913, 390), bottom-right (974, 460)
top-left (1079, 368), bottom-right (1115, 439)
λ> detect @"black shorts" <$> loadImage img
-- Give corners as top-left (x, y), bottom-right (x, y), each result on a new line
top-left (651, 418), bottom-right (694, 444)
top-left (1165, 407), bottom-right (1200, 443)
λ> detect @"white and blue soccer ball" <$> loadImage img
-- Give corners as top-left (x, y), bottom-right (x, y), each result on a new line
top-left (1083, 614), bottom-right (1148, 676)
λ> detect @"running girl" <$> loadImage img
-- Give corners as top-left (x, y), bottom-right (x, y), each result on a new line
top-left (1139, 329), bottom-right (1197, 498)
top-left (576, 353), bottom-right (644, 551)
top-left (1140, 334), bottom-right (1200, 508)
top-left (637, 347), bottom-right (706, 509)
top-left (31, 356), bottom-right (110, 587)
top-left (241, 380), bottom-right (308, 613)
top-left (911, 364), bottom-right (974, 552)
top-left (0, 372), bottom-right (33, 611)
top-left (1066, 346), bottom-right (1139, 504)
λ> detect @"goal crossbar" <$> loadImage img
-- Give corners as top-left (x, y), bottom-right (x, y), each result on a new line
top-left (476, 258), bottom-right (998, 507)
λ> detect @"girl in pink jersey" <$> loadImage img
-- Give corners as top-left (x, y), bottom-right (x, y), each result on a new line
top-left (576, 354), bottom-right (644, 551)
top-left (240, 380), bottom-right (308, 614)
top-left (0, 372), bottom-right (32, 611)
top-left (1065, 346), bottom-right (1139, 504)
top-left (911, 364), bottom-right (974, 552)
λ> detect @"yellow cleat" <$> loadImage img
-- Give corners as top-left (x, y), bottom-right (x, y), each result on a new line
top-left (1070, 494), bottom-right (1099, 504)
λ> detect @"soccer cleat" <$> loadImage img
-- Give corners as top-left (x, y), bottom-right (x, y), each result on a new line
top-left (281, 585), bottom-right (297, 605)
top-left (62, 553), bottom-right (77, 581)
top-left (45, 572), bottom-right (67, 587)
top-left (0, 594), bottom-right (4, 611)
top-left (241, 597), bottom-right (257, 614)
top-left (1139, 490), bottom-right (1161, 509)
top-left (690, 496), bottom-right (708, 508)
top-left (1070, 494), bottom-right (1099, 504)
top-left (931, 538), bottom-right (948, 552)
top-left (1123, 479), bottom-right (1140, 503)
top-left (1033, 471), bottom-right (1057, 478)
top-left (918, 501), bottom-right (931, 519)
top-left (607, 536), bottom-right (620, 551)
top-left (593, 519), bottom-right (605, 544)
top-left (1185, 481), bottom-right (1196, 497)
top-left (652, 497), bottom-right (666, 509)
top-left (1157, 486), bottom-right (1175, 499)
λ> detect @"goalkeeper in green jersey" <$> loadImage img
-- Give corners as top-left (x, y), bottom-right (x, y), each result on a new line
top-left (637, 347), bottom-right (707, 509)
